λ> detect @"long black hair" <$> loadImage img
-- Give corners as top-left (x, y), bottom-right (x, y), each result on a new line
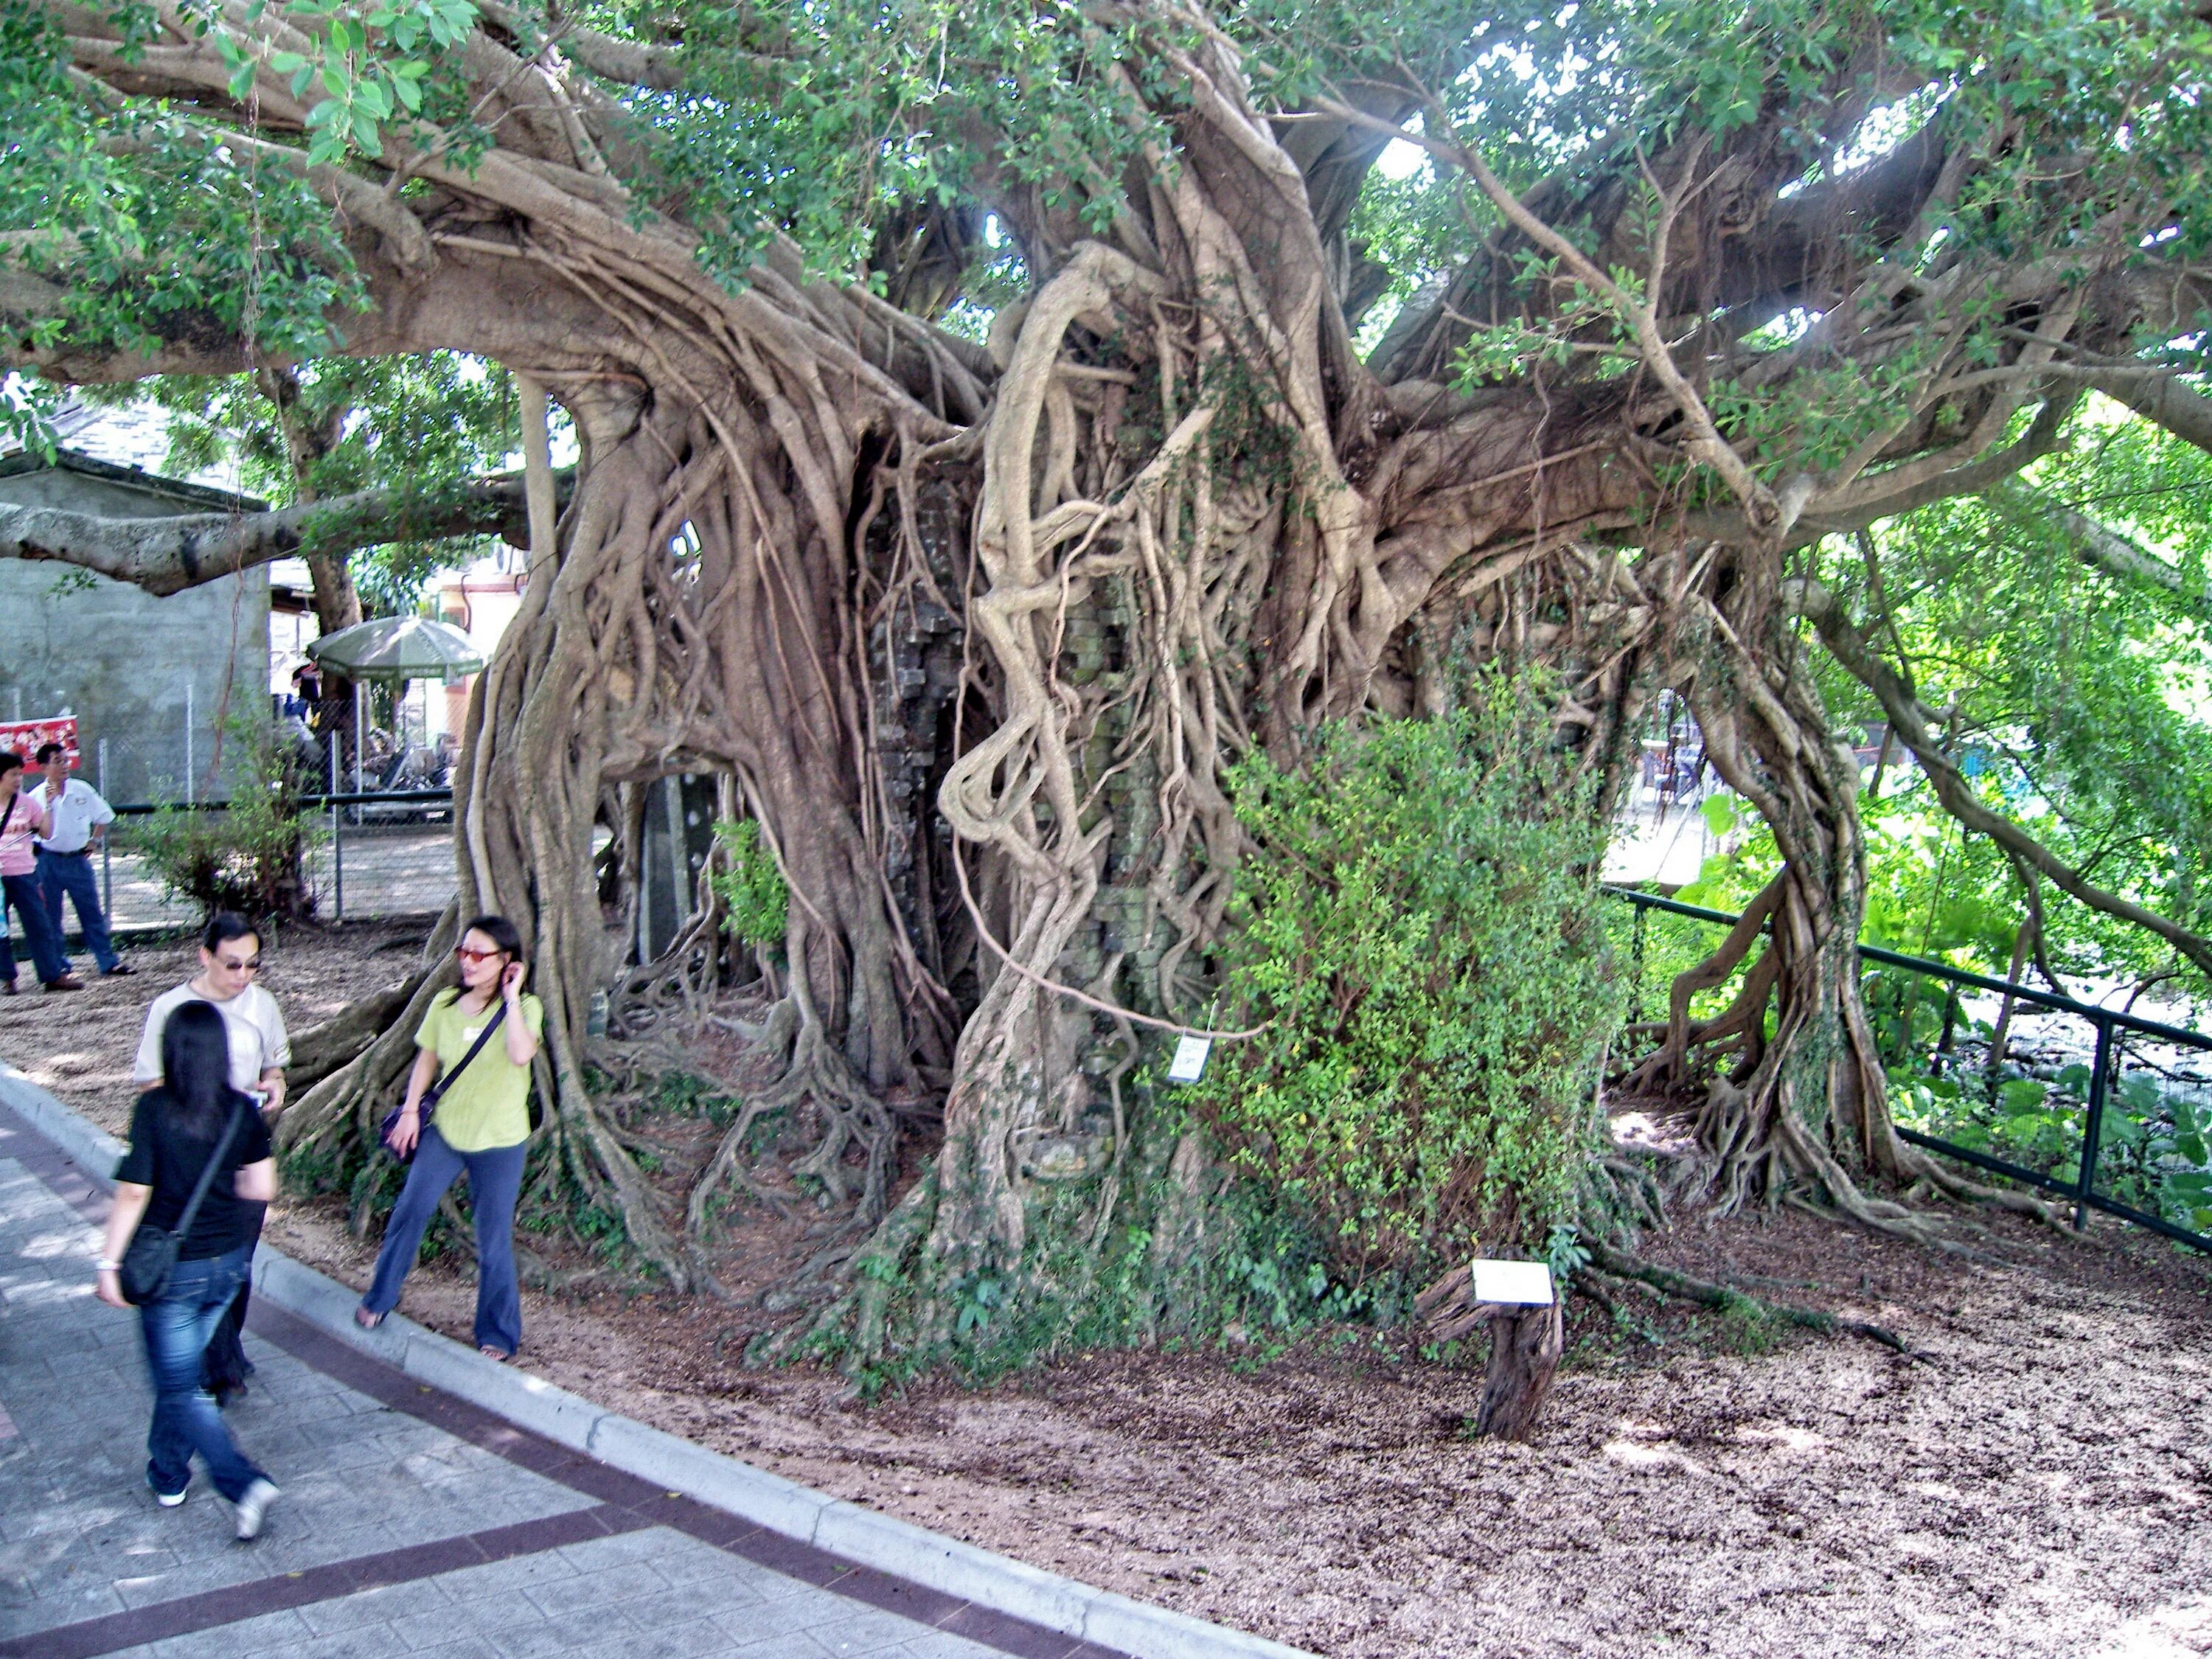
top-left (160, 1000), bottom-right (246, 1138)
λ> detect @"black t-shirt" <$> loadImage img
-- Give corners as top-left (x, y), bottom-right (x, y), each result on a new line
top-left (112, 1089), bottom-right (274, 1260)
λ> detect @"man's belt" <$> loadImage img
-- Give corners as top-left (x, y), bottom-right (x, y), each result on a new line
top-left (38, 846), bottom-right (91, 857)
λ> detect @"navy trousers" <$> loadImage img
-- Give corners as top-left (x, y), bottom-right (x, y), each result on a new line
top-left (37, 847), bottom-right (117, 972)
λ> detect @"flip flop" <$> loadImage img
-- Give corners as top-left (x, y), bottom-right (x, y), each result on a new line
top-left (479, 1346), bottom-right (512, 1362)
top-left (354, 1305), bottom-right (386, 1330)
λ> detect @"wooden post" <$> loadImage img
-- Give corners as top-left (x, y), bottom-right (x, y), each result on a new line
top-left (1473, 1301), bottom-right (1565, 1441)
top-left (1416, 1261), bottom-right (1565, 1442)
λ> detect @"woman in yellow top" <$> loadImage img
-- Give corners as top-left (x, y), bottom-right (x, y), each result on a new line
top-left (355, 915), bottom-right (543, 1358)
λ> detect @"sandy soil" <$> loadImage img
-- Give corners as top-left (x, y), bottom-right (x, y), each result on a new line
top-left (13, 924), bottom-right (2212, 1659)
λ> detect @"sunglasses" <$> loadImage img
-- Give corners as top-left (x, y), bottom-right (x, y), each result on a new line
top-left (454, 945), bottom-right (506, 964)
top-left (215, 957), bottom-right (262, 973)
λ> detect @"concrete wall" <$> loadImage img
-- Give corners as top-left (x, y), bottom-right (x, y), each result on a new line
top-left (0, 462), bottom-right (268, 804)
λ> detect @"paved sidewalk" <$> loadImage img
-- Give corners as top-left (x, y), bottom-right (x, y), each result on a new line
top-left (0, 1104), bottom-right (1124, 1659)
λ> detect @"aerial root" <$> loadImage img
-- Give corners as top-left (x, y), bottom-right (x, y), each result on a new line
top-left (1582, 1237), bottom-right (1931, 1363)
top-left (676, 998), bottom-right (900, 1251)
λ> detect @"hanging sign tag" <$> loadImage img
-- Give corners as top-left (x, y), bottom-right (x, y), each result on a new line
top-left (1469, 1259), bottom-right (1555, 1307)
top-left (1166, 1034), bottom-right (1214, 1084)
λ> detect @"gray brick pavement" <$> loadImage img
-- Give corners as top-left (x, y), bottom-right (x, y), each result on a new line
top-left (0, 1155), bottom-right (1005, 1659)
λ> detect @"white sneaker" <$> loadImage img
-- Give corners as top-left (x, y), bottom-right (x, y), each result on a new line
top-left (150, 1481), bottom-right (187, 1509)
top-left (232, 1478), bottom-right (279, 1540)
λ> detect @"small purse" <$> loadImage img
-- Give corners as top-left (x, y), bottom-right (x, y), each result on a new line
top-left (119, 1099), bottom-right (248, 1306)
top-left (380, 1000), bottom-right (508, 1162)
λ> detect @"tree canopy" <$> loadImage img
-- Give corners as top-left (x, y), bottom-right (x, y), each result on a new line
top-left (6, 0), bottom-right (2212, 1364)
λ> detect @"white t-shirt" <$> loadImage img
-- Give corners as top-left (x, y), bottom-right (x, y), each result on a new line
top-left (133, 981), bottom-right (292, 1096)
top-left (30, 778), bottom-right (114, 855)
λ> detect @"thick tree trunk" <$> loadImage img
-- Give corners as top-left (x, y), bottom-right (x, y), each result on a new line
top-left (304, 549), bottom-right (363, 636)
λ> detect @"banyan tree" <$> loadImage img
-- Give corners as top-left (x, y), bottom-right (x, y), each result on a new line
top-left (5, 0), bottom-right (2211, 1360)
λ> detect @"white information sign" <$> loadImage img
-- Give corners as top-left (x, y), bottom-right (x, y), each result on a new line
top-left (1470, 1259), bottom-right (1556, 1307)
top-left (1166, 1034), bottom-right (1214, 1084)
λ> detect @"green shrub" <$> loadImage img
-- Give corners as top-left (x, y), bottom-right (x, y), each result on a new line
top-left (133, 716), bottom-right (320, 924)
top-left (708, 816), bottom-right (788, 947)
top-left (1187, 671), bottom-right (1624, 1278)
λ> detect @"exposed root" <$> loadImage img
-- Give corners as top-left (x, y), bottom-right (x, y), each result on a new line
top-left (1584, 1238), bottom-right (1932, 1363)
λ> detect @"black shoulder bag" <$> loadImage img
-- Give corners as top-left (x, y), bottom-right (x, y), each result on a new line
top-left (381, 998), bottom-right (508, 1162)
top-left (119, 1099), bottom-right (250, 1306)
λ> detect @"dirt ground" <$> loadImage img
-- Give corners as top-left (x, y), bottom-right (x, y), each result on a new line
top-left (10, 922), bottom-right (2212, 1659)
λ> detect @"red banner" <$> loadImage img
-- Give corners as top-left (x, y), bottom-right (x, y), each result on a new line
top-left (0, 717), bottom-right (80, 767)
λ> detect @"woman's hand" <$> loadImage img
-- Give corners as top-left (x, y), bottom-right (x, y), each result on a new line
top-left (501, 959), bottom-right (526, 1001)
top-left (386, 1105), bottom-right (422, 1158)
top-left (99, 1182), bottom-right (152, 1305)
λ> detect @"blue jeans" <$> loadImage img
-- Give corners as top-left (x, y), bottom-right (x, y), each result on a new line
top-left (0, 870), bottom-right (71, 984)
top-left (361, 1127), bottom-right (526, 1355)
top-left (140, 1245), bottom-right (268, 1502)
top-left (37, 848), bottom-right (116, 972)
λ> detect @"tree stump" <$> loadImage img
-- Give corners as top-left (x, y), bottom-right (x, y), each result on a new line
top-left (1417, 1264), bottom-right (1565, 1441)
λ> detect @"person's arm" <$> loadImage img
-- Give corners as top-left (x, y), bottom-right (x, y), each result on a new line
top-left (94, 1183), bottom-right (153, 1308)
top-left (386, 1046), bottom-right (441, 1157)
top-left (233, 1158), bottom-right (276, 1203)
top-left (86, 785), bottom-right (114, 849)
top-left (131, 1003), bottom-right (167, 1088)
top-left (499, 965), bottom-right (541, 1066)
top-left (255, 992), bottom-right (291, 1113)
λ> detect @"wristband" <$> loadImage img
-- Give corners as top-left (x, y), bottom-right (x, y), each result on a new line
top-left (96, 1259), bottom-right (121, 1272)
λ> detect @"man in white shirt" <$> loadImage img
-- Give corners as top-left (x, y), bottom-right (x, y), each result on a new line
top-left (133, 911), bottom-right (291, 1405)
top-left (30, 742), bottom-right (128, 976)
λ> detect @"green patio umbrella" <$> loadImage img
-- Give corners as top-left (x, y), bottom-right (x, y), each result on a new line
top-left (306, 615), bottom-right (486, 684)
top-left (307, 617), bottom-right (486, 793)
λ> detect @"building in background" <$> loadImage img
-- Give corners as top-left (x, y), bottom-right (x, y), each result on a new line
top-left (0, 422), bottom-right (268, 805)
top-left (2, 402), bottom-right (537, 801)
top-left (433, 546), bottom-right (531, 737)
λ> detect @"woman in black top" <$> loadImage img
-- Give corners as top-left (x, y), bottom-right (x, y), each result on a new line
top-left (95, 1001), bottom-right (282, 1538)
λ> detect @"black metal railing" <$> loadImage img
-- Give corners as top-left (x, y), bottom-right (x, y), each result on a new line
top-left (1606, 884), bottom-right (2212, 1255)
top-left (110, 787), bottom-right (456, 815)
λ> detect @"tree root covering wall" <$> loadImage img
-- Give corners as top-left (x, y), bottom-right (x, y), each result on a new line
top-left (15, 0), bottom-right (2212, 1365)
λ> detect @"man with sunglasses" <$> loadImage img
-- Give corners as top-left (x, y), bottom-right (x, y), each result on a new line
top-left (132, 911), bottom-right (292, 1406)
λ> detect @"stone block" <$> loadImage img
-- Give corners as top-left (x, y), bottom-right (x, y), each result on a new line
top-left (811, 1503), bottom-right (1091, 1639)
top-left (396, 1338), bottom-right (605, 1455)
top-left (1080, 1589), bottom-right (1321, 1659)
top-left (585, 1416), bottom-right (830, 1544)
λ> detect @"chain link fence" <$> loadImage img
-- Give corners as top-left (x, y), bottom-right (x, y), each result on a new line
top-left (86, 791), bottom-right (460, 938)
top-left (8, 720), bottom-right (459, 950)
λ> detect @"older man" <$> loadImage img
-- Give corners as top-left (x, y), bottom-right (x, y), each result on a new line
top-left (31, 742), bottom-right (129, 977)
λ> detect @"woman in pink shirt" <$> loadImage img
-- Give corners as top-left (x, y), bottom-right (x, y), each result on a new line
top-left (0, 751), bottom-right (80, 991)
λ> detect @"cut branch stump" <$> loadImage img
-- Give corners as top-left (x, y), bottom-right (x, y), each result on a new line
top-left (1417, 1264), bottom-right (1565, 1441)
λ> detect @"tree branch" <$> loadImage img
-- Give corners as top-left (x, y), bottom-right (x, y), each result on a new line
top-left (2090, 371), bottom-right (2212, 459)
top-left (1790, 577), bottom-right (2212, 978)
top-left (2029, 493), bottom-right (2212, 622)
top-left (0, 470), bottom-right (571, 595)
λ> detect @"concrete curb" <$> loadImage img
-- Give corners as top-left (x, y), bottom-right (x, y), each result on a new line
top-left (0, 1060), bottom-right (1316, 1659)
